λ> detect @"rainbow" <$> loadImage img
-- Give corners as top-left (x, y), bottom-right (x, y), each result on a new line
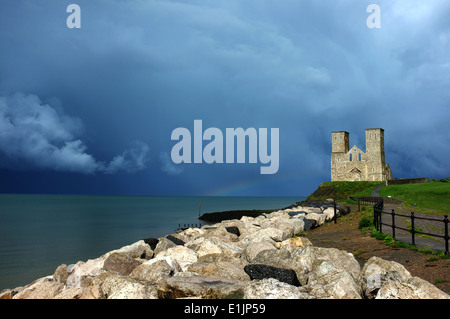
top-left (206, 172), bottom-right (303, 196)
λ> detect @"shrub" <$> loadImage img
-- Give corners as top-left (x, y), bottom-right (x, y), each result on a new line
top-left (358, 217), bottom-right (373, 229)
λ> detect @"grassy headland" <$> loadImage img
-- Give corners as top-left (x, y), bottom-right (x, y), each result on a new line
top-left (380, 181), bottom-right (450, 214)
top-left (306, 181), bottom-right (384, 201)
top-left (308, 179), bottom-right (450, 215)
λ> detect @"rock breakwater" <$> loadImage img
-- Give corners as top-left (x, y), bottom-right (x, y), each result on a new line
top-left (1, 200), bottom-right (449, 299)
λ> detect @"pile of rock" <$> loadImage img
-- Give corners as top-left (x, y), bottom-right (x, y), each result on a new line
top-left (1, 202), bottom-right (448, 299)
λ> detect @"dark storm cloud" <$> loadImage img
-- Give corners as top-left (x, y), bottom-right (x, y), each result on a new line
top-left (0, 93), bottom-right (149, 174)
top-left (0, 0), bottom-right (449, 195)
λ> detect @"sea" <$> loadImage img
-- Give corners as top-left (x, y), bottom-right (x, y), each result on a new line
top-left (0, 194), bottom-right (303, 291)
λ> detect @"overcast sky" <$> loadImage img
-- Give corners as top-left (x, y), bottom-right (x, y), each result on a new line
top-left (0, 0), bottom-right (449, 197)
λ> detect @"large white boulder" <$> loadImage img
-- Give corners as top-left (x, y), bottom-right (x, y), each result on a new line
top-left (244, 278), bottom-right (305, 299)
top-left (360, 256), bottom-right (413, 299)
top-left (156, 246), bottom-right (198, 272)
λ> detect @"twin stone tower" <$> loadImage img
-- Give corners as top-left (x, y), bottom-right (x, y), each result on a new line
top-left (331, 128), bottom-right (392, 182)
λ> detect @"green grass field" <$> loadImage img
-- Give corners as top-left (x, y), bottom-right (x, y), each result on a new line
top-left (379, 181), bottom-right (450, 213)
top-left (307, 180), bottom-right (450, 214)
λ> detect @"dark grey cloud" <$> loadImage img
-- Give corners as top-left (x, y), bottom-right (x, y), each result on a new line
top-left (0, 0), bottom-right (449, 195)
top-left (160, 152), bottom-right (184, 176)
top-left (103, 141), bottom-right (150, 174)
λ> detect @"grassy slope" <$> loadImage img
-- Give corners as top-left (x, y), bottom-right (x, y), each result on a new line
top-left (307, 181), bottom-right (384, 200)
top-left (379, 181), bottom-right (450, 212)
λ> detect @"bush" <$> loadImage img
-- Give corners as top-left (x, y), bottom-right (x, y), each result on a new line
top-left (358, 217), bottom-right (373, 229)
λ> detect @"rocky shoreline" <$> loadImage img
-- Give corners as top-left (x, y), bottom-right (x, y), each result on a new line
top-left (1, 200), bottom-right (449, 299)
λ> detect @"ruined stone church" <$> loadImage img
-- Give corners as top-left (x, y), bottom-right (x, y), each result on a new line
top-left (331, 128), bottom-right (392, 182)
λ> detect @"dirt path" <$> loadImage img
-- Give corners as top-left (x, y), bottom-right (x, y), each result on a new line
top-left (304, 204), bottom-right (450, 295)
top-left (371, 184), bottom-right (385, 196)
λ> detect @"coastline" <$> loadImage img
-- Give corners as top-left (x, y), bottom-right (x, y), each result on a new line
top-left (197, 199), bottom-right (351, 223)
top-left (0, 194), bottom-right (300, 291)
top-left (2, 199), bottom-right (448, 299)
top-left (198, 209), bottom-right (275, 223)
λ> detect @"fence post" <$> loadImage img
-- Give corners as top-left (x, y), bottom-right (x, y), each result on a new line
top-left (333, 198), bottom-right (337, 224)
top-left (379, 210), bottom-right (382, 233)
top-left (444, 215), bottom-right (449, 255)
top-left (391, 209), bottom-right (396, 240)
top-left (373, 206), bottom-right (377, 230)
top-left (411, 212), bottom-right (415, 246)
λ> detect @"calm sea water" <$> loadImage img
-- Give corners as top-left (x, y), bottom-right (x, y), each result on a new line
top-left (0, 194), bottom-right (302, 291)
